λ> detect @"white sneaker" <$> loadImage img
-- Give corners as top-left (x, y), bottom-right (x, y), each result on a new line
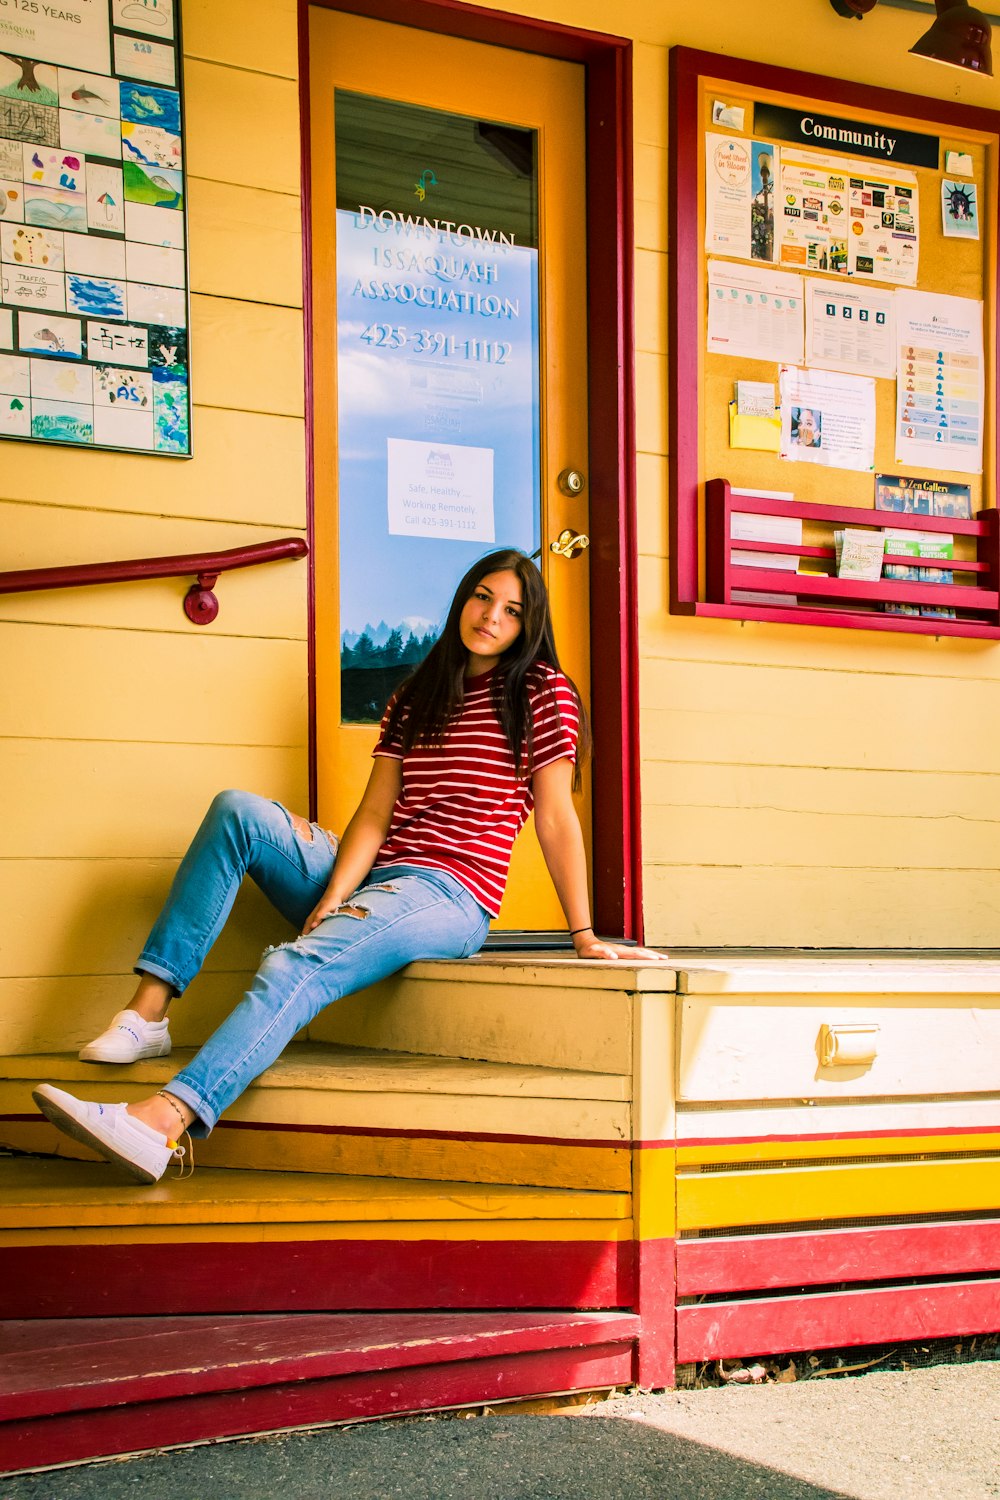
top-left (79, 1009), bottom-right (172, 1064)
top-left (32, 1083), bottom-right (185, 1185)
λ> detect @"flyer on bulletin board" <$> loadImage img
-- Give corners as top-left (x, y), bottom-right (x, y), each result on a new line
top-left (779, 365), bottom-right (876, 471)
top-left (777, 149), bottom-right (919, 285)
top-left (704, 134), bottom-right (778, 262)
top-left (895, 290), bottom-right (984, 475)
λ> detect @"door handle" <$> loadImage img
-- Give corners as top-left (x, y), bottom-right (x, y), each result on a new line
top-left (549, 529), bottom-right (590, 559)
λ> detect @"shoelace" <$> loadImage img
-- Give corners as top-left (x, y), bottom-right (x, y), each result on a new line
top-left (169, 1129), bottom-right (195, 1179)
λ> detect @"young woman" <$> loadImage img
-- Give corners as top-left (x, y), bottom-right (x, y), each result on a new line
top-left (34, 548), bottom-right (663, 1184)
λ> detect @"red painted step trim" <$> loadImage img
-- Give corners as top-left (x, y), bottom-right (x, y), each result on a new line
top-left (3, 1311), bottom-right (640, 1422)
top-left (678, 1220), bottom-right (1000, 1296)
top-left (1, 1237), bottom-right (635, 1319)
top-left (677, 1278), bottom-right (1000, 1363)
top-left (0, 1341), bottom-right (634, 1475)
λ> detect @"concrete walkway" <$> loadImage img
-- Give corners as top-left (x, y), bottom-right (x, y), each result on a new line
top-left (4, 1361), bottom-right (999, 1500)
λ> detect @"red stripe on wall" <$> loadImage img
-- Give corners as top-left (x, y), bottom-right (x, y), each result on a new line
top-left (677, 1278), bottom-right (1000, 1363)
top-left (678, 1219), bottom-right (1000, 1296)
top-left (1, 1237), bottom-right (636, 1320)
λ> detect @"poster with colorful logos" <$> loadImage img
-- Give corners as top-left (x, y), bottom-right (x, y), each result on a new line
top-left (0, 0), bottom-right (189, 455)
top-left (778, 149), bottom-right (919, 287)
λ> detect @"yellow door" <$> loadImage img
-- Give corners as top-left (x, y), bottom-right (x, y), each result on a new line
top-left (310, 8), bottom-right (590, 931)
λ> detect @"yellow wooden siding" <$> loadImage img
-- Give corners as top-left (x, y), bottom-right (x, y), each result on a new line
top-left (677, 1156), bottom-right (1000, 1231)
top-left (0, 2), bottom-right (306, 1056)
top-left (0, 506), bottom-right (306, 637)
top-left (188, 180), bottom-right (303, 308)
top-left (183, 0), bottom-right (299, 78)
top-left (0, 408), bottom-right (304, 525)
top-left (184, 62), bottom-right (301, 196)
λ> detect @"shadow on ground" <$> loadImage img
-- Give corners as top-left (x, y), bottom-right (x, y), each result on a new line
top-left (2, 1414), bottom-right (854, 1500)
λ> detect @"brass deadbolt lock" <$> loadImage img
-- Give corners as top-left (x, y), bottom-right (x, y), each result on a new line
top-left (557, 468), bottom-right (586, 497)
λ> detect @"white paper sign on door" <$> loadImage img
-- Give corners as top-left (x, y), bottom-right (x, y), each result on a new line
top-left (387, 438), bottom-right (495, 542)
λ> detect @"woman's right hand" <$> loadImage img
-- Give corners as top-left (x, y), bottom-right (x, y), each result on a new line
top-left (302, 889), bottom-right (345, 934)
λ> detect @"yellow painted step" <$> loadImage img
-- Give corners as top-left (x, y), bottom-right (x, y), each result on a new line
top-left (309, 953), bottom-right (676, 1072)
top-left (2, 1043), bottom-right (631, 1190)
top-left (0, 1157), bottom-right (630, 1250)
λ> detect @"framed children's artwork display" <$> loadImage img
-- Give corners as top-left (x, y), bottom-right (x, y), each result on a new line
top-left (669, 48), bottom-right (1000, 638)
top-left (0, 0), bottom-right (190, 455)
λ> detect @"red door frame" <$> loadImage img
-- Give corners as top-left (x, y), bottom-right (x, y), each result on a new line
top-left (301, 0), bottom-right (642, 940)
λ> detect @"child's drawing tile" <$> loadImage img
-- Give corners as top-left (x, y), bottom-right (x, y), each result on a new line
top-left (0, 391), bottom-right (29, 435)
top-left (125, 240), bottom-right (183, 287)
top-left (30, 357), bottom-right (92, 403)
top-left (153, 363), bottom-right (187, 451)
top-left (113, 0), bottom-right (176, 41)
top-left (24, 184), bottom-right (87, 234)
top-left (23, 143), bottom-right (85, 193)
top-left (30, 397), bottom-right (94, 443)
top-left (59, 109), bottom-right (122, 160)
top-left (93, 402), bottom-right (154, 448)
top-left (126, 279), bottom-right (184, 325)
top-left (18, 310), bottom-right (82, 358)
top-left (123, 200), bottom-right (182, 247)
top-left (0, 308), bottom-right (12, 348)
top-left (121, 121), bottom-right (181, 171)
top-left (119, 81), bottom-right (179, 133)
top-left (93, 363), bottom-right (153, 407)
top-left (2, 224), bottom-right (64, 270)
top-left (123, 159), bottom-right (182, 210)
top-left (0, 353), bottom-right (30, 395)
top-left (86, 162), bottom-right (125, 234)
top-left (64, 232), bottom-right (126, 278)
top-left (1, 264), bottom-right (65, 312)
top-left (66, 273), bottom-right (126, 320)
top-left (57, 70), bottom-right (120, 118)
top-left (114, 35), bottom-right (176, 87)
top-left (0, 99), bottom-right (58, 146)
top-left (0, 57), bottom-right (57, 108)
top-left (0, 180), bottom-right (24, 223)
top-left (86, 319), bottom-right (148, 366)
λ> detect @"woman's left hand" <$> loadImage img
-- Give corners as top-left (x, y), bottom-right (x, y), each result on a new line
top-left (573, 934), bottom-right (670, 962)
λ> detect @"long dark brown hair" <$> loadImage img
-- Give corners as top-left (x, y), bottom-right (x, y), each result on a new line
top-left (381, 549), bottom-right (590, 789)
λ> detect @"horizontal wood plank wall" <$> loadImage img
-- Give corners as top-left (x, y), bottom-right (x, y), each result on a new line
top-left (0, 0), bottom-right (308, 1056)
top-left (452, 0), bottom-right (1000, 948)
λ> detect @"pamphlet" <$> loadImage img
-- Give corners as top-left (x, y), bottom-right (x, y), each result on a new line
top-left (882, 528), bottom-right (955, 619)
top-left (875, 473), bottom-right (972, 519)
top-left (835, 527), bottom-right (884, 581)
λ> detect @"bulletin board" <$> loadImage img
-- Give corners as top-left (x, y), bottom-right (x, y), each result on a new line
top-left (0, 0), bottom-right (190, 456)
top-left (668, 47), bottom-right (1000, 635)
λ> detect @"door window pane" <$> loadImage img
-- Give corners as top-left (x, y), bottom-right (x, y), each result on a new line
top-left (334, 91), bottom-right (540, 722)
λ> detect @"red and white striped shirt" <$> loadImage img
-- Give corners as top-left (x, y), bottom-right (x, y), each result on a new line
top-left (372, 663), bottom-right (580, 916)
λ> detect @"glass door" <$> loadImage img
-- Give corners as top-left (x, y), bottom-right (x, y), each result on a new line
top-left (310, 8), bottom-right (590, 931)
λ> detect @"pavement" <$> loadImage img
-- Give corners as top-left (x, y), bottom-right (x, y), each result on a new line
top-left (4, 1360), bottom-right (999, 1500)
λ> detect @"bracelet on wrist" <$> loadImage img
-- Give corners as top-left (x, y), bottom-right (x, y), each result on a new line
top-left (569, 926), bottom-right (594, 938)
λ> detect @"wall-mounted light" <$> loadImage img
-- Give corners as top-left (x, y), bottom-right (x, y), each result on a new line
top-left (829, 0), bottom-right (994, 76)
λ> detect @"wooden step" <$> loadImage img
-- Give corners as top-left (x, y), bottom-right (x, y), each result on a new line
top-left (0, 1157), bottom-right (634, 1318)
top-left (307, 952), bottom-right (675, 1071)
top-left (0, 1041), bottom-right (631, 1189)
top-left (0, 1309), bottom-right (640, 1473)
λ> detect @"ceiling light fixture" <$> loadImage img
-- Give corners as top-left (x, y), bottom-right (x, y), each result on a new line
top-left (829, 0), bottom-right (994, 75)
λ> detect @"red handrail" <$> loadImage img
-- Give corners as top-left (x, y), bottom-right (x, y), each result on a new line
top-left (0, 537), bottom-right (308, 625)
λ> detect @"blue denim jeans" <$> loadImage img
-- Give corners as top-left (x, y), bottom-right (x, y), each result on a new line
top-left (137, 790), bottom-right (490, 1135)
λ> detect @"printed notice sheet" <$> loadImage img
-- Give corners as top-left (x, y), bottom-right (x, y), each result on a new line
top-left (778, 149), bottom-right (918, 285)
top-left (705, 134), bottom-right (778, 262)
top-left (895, 291), bottom-right (984, 475)
top-left (805, 281), bottom-right (895, 378)
top-left (707, 261), bottom-right (803, 363)
top-left (779, 365), bottom-right (876, 471)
